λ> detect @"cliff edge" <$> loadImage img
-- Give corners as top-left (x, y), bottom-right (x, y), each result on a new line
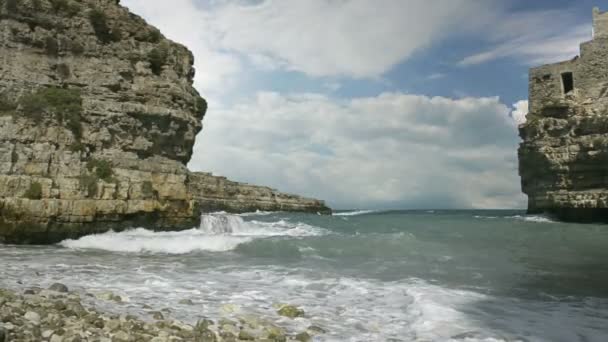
top-left (519, 8), bottom-right (608, 222)
top-left (0, 0), bottom-right (330, 244)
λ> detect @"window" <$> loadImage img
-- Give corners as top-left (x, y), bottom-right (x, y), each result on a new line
top-left (562, 72), bottom-right (574, 94)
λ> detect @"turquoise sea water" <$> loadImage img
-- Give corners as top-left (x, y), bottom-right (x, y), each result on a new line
top-left (1, 210), bottom-right (608, 341)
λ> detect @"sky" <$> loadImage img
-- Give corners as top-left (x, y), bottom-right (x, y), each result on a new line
top-left (122, 0), bottom-right (599, 210)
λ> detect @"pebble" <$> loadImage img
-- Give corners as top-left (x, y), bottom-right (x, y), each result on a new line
top-left (24, 311), bottom-right (41, 324)
top-left (0, 286), bottom-right (324, 342)
top-left (49, 283), bottom-right (69, 293)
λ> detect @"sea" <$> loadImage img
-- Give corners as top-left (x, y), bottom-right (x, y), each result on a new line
top-left (1, 210), bottom-right (608, 342)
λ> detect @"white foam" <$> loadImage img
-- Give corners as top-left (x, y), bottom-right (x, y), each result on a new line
top-left (59, 214), bottom-right (327, 254)
top-left (509, 215), bottom-right (554, 223)
top-left (333, 210), bottom-right (378, 217)
top-left (237, 210), bottom-right (277, 217)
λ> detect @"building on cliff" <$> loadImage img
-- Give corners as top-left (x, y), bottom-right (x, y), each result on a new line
top-left (519, 7), bottom-right (608, 222)
top-left (0, 0), bottom-right (330, 244)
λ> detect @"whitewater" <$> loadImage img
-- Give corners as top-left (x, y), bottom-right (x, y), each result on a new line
top-left (1, 210), bottom-right (608, 341)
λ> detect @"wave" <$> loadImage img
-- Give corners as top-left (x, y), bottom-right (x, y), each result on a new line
top-left (509, 215), bottom-right (554, 223)
top-left (59, 214), bottom-right (327, 254)
top-left (333, 209), bottom-right (378, 217)
top-left (237, 210), bottom-right (277, 217)
top-left (474, 214), bottom-right (554, 223)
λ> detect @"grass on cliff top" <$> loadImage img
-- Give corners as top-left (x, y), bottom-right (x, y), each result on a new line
top-left (19, 87), bottom-right (83, 138)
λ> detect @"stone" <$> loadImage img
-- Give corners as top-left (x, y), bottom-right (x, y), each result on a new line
top-left (238, 329), bottom-right (257, 340)
top-left (519, 7), bottom-right (608, 222)
top-left (0, 0), bottom-right (331, 245)
top-left (112, 331), bottom-right (130, 342)
top-left (295, 332), bottom-right (312, 342)
top-left (24, 311), bottom-right (41, 324)
top-left (50, 335), bottom-right (64, 342)
top-left (306, 325), bottom-right (328, 334)
top-left (151, 311), bottom-right (164, 320)
top-left (178, 299), bottom-right (194, 305)
top-left (277, 305), bottom-right (305, 319)
top-left (48, 283), bottom-right (69, 293)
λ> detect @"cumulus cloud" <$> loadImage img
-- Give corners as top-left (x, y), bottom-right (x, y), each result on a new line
top-left (190, 92), bottom-right (526, 209)
top-left (511, 100), bottom-right (529, 125)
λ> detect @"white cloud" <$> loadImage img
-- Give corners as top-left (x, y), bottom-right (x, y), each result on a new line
top-left (511, 100), bottom-right (529, 125)
top-left (189, 92), bottom-right (526, 209)
top-left (427, 73), bottom-right (446, 80)
top-left (124, 0), bottom-right (501, 84)
top-left (459, 10), bottom-right (591, 66)
top-left (210, 0), bottom-right (496, 78)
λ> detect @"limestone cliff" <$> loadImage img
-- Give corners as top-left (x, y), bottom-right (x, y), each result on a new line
top-left (518, 8), bottom-right (608, 222)
top-left (0, 0), bottom-right (330, 244)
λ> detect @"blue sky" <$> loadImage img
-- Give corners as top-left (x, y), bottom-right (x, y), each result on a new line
top-left (123, 0), bottom-right (600, 210)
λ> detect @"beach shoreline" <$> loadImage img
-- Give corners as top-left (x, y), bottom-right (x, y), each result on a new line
top-left (0, 284), bottom-right (318, 342)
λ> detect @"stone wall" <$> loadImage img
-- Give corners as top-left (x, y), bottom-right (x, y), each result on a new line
top-left (593, 7), bottom-right (608, 39)
top-left (519, 7), bottom-right (608, 222)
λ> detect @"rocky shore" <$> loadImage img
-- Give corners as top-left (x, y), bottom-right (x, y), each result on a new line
top-left (0, 0), bottom-right (330, 244)
top-left (0, 284), bottom-right (322, 342)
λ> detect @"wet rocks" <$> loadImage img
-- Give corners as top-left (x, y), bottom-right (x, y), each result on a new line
top-left (277, 304), bottom-right (305, 319)
top-left (48, 283), bottom-right (69, 293)
top-left (0, 286), bottom-right (324, 342)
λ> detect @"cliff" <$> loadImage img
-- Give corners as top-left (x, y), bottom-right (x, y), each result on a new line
top-left (518, 8), bottom-right (608, 222)
top-left (0, 0), bottom-right (330, 244)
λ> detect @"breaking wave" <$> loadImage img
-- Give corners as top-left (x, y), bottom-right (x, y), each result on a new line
top-left (59, 214), bottom-right (327, 254)
top-left (333, 210), bottom-right (378, 217)
top-left (474, 214), bottom-right (554, 223)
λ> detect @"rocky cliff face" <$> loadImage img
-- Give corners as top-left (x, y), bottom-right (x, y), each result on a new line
top-left (0, 0), bottom-right (330, 244)
top-left (519, 8), bottom-right (608, 222)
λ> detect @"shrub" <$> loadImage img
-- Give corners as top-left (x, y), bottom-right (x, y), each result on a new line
top-left (70, 41), bottom-right (85, 55)
top-left (147, 29), bottom-right (161, 43)
top-left (79, 174), bottom-right (98, 198)
top-left (6, 0), bottom-right (18, 13)
top-left (56, 63), bottom-right (70, 79)
top-left (69, 141), bottom-right (85, 153)
top-left (141, 181), bottom-right (155, 199)
top-left (45, 36), bottom-right (59, 56)
top-left (89, 8), bottom-right (120, 44)
top-left (0, 95), bottom-right (16, 113)
top-left (32, 0), bottom-right (42, 11)
top-left (18, 87), bottom-right (83, 137)
top-left (195, 96), bottom-right (207, 117)
top-left (24, 182), bottom-right (42, 199)
top-left (86, 159), bottom-right (113, 181)
top-left (148, 46), bottom-right (168, 76)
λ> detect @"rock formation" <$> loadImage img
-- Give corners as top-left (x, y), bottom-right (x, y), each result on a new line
top-left (519, 7), bottom-right (608, 222)
top-left (0, 0), bottom-right (330, 244)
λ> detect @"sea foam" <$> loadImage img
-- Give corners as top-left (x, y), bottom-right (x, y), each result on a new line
top-left (59, 214), bottom-right (327, 254)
